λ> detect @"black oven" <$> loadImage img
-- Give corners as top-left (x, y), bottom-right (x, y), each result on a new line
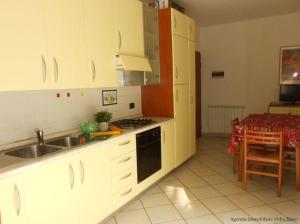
top-left (136, 127), bottom-right (161, 183)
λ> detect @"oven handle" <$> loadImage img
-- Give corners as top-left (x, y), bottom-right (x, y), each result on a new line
top-left (137, 139), bottom-right (161, 149)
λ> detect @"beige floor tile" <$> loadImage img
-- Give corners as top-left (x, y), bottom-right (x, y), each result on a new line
top-left (158, 220), bottom-right (186, 224)
top-left (250, 189), bottom-right (290, 204)
top-left (227, 193), bottom-right (265, 209)
top-left (213, 182), bottom-right (245, 195)
top-left (144, 185), bottom-right (163, 195)
top-left (202, 174), bottom-right (230, 185)
top-left (216, 210), bottom-right (259, 224)
top-left (115, 209), bottom-right (151, 224)
top-left (281, 185), bottom-right (300, 200)
top-left (243, 205), bottom-right (285, 224)
top-left (165, 187), bottom-right (198, 203)
top-left (176, 173), bottom-right (208, 188)
top-left (140, 192), bottom-right (171, 208)
top-left (185, 214), bottom-right (223, 224)
top-left (295, 198), bottom-right (300, 205)
top-left (102, 217), bottom-right (116, 224)
top-left (189, 186), bottom-right (223, 199)
top-left (189, 166), bottom-right (216, 176)
top-left (159, 179), bottom-right (186, 193)
top-left (174, 201), bottom-right (211, 218)
top-left (271, 201), bottom-right (300, 219)
top-left (200, 196), bottom-right (239, 213)
top-left (145, 205), bottom-right (182, 224)
top-left (121, 199), bottom-right (143, 212)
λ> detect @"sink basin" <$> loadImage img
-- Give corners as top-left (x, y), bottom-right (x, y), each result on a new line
top-left (46, 136), bottom-right (81, 148)
top-left (5, 144), bottom-right (63, 159)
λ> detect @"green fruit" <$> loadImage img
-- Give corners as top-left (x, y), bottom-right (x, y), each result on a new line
top-left (80, 121), bottom-right (99, 133)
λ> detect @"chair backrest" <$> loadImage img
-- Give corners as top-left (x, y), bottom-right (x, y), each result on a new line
top-left (231, 118), bottom-right (239, 131)
top-left (244, 128), bottom-right (282, 147)
top-left (244, 128), bottom-right (283, 162)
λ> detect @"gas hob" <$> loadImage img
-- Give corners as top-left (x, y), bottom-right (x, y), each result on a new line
top-left (110, 118), bottom-right (155, 129)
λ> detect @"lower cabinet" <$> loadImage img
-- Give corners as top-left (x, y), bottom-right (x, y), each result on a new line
top-left (174, 85), bottom-right (190, 167)
top-left (161, 120), bottom-right (175, 175)
top-left (24, 143), bottom-right (111, 224)
top-left (269, 105), bottom-right (300, 115)
top-left (0, 173), bottom-right (27, 224)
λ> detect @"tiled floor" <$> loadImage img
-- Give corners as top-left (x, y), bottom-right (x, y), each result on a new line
top-left (103, 137), bottom-right (300, 224)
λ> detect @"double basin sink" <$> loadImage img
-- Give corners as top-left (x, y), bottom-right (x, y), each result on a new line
top-left (5, 136), bottom-right (83, 159)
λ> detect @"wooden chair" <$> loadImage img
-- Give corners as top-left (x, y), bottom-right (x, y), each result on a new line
top-left (243, 128), bottom-right (283, 197)
top-left (232, 118), bottom-right (240, 173)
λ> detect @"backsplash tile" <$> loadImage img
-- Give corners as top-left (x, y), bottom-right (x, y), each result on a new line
top-left (0, 87), bottom-right (141, 147)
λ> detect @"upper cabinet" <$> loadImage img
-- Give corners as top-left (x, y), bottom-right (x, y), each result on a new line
top-left (114, 0), bottom-right (145, 57)
top-left (0, 0), bottom-right (48, 91)
top-left (44, 0), bottom-right (89, 89)
top-left (83, 0), bottom-right (117, 87)
top-left (187, 17), bottom-right (196, 41)
top-left (143, 4), bottom-right (160, 84)
top-left (171, 9), bottom-right (188, 38)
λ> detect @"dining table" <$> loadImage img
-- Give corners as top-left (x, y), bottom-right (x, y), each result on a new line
top-left (228, 113), bottom-right (300, 190)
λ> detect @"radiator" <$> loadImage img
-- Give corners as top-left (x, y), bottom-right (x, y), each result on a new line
top-left (208, 105), bottom-right (245, 134)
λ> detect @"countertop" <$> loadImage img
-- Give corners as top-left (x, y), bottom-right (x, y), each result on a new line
top-left (0, 117), bottom-right (174, 179)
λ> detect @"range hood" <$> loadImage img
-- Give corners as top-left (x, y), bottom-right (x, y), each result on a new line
top-left (116, 54), bottom-right (152, 72)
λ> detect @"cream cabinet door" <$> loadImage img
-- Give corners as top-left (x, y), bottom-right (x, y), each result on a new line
top-left (0, 174), bottom-right (27, 224)
top-left (114, 0), bottom-right (145, 57)
top-left (172, 35), bottom-right (189, 84)
top-left (0, 0), bottom-right (48, 91)
top-left (171, 9), bottom-right (188, 38)
top-left (83, 0), bottom-right (117, 87)
top-left (24, 158), bottom-right (77, 224)
top-left (187, 17), bottom-right (196, 41)
top-left (161, 121), bottom-right (175, 175)
top-left (188, 41), bottom-right (196, 157)
top-left (76, 144), bottom-right (112, 224)
top-left (44, 0), bottom-right (89, 89)
top-left (174, 85), bottom-right (189, 167)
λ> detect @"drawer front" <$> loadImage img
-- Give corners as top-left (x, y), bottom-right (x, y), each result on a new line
top-left (110, 135), bottom-right (136, 158)
top-left (111, 151), bottom-right (136, 174)
top-left (112, 166), bottom-right (137, 191)
top-left (113, 184), bottom-right (136, 209)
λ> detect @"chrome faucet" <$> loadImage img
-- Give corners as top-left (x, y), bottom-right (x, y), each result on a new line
top-left (35, 128), bottom-right (44, 145)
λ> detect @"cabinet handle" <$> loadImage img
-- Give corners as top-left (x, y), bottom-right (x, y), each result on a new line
top-left (163, 130), bottom-right (166, 144)
top-left (119, 157), bottom-right (131, 163)
top-left (53, 57), bottom-right (59, 83)
top-left (14, 184), bottom-right (21, 216)
top-left (118, 140), bottom-right (130, 146)
top-left (92, 60), bottom-right (96, 82)
top-left (176, 89), bottom-right (179, 102)
top-left (118, 31), bottom-right (122, 51)
top-left (120, 172), bottom-right (132, 180)
top-left (41, 56), bottom-right (47, 83)
top-left (175, 67), bottom-right (179, 79)
top-left (80, 160), bottom-right (85, 184)
top-left (69, 164), bottom-right (75, 190)
top-left (120, 188), bottom-right (132, 196)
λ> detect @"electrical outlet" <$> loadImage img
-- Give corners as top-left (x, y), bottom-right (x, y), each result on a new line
top-left (129, 103), bottom-right (135, 109)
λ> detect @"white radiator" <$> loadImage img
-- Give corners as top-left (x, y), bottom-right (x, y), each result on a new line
top-left (208, 105), bottom-right (245, 134)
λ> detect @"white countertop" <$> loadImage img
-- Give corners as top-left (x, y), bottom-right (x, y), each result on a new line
top-left (0, 117), bottom-right (174, 180)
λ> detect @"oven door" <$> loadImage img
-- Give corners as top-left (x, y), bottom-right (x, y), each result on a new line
top-left (136, 127), bottom-right (161, 183)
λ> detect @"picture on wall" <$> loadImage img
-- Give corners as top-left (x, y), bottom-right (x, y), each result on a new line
top-left (280, 45), bottom-right (300, 84)
top-left (102, 90), bottom-right (117, 106)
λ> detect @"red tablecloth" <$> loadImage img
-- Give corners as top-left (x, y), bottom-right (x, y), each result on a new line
top-left (228, 114), bottom-right (300, 154)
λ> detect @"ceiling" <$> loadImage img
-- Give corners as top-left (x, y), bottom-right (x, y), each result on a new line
top-left (173, 0), bottom-right (300, 26)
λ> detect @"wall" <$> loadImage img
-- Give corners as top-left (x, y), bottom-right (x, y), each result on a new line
top-left (198, 12), bottom-right (300, 133)
top-left (0, 87), bottom-right (141, 146)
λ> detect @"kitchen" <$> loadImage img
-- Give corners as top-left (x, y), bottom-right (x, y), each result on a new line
top-left (0, 0), bottom-right (300, 224)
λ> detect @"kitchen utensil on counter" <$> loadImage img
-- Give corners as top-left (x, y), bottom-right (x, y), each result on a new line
top-left (80, 121), bottom-right (99, 134)
top-left (90, 125), bottom-right (122, 137)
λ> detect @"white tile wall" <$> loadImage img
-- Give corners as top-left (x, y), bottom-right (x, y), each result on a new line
top-left (0, 87), bottom-right (141, 146)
